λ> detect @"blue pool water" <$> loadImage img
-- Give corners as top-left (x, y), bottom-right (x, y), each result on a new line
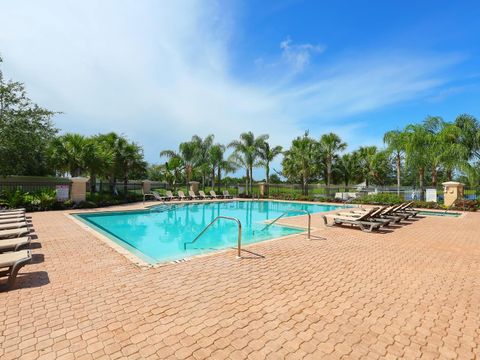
top-left (75, 201), bottom-right (345, 263)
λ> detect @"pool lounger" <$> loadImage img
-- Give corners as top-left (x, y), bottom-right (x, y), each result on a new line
top-left (0, 222), bottom-right (28, 231)
top-left (198, 190), bottom-right (210, 199)
top-left (322, 207), bottom-right (384, 232)
top-left (223, 190), bottom-right (234, 199)
top-left (189, 191), bottom-right (201, 200)
top-left (0, 249), bottom-right (32, 290)
top-left (337, 206), bottom-right (391, 226)
top-left (0, 217), bottom-right (26, 225)
top-left (0, 237), bottom-right (31, 253)
top-left (177, 191), bottom-right (189, 200)
top-left (0, 228), bottom-right (30, 239)
top-left (210, 190), bottom-right (223, 199)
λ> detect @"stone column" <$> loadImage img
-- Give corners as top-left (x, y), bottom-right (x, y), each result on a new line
top-left (189, 181), bottom-right (199, 193)
top-left (258, 182), bottom-right (267, 197)
top-left (70, 177), bottom-right (89, 203)
top-left (442, 181), bottom-right (464, 207)
top-left (142, 180), bottom-right (152, 194)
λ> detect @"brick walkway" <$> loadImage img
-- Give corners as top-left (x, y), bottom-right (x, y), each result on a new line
top-left (1, 203), bottom-right (480, 359)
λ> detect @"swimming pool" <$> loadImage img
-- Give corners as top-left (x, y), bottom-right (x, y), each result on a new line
top-left (75, 201), bottom-right (346, 264)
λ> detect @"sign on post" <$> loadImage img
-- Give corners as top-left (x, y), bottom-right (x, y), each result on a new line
top-left (425, 188), bottom-right (437, 202)
top-left (55, 185), bottom-right (70, 201)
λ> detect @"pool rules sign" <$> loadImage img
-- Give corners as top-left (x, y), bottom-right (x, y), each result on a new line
top-left (55, 185), bottom-right (70, 202)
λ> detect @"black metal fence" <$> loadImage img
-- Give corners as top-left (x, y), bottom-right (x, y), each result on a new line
top-left (0, 176), bottom-right (71, 193)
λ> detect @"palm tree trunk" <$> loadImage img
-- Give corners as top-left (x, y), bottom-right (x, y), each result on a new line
top-left (395, 154), bottom-right (401, 196)
top-left (89, 174), bottom-right (96, 193)
top-left (217, 167), bottom-right (221, 193)
top-left (211, 167), bottom-right (215, 189)
top-left (419, 167), bottom-right (425, 201)
top-left (245, 169), bottom-right (249, 196)
top-left (431, 168), bottom-right (437, 187)
top-left (446, 169), bottom-right (453, 181)
top-left (265, 164), bottom-right (270, 197)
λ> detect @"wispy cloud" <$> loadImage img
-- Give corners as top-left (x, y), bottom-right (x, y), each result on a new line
top-left (280, 37), bottom-right (325, 73)
top-left (0, 0), bottom-right (463, 167)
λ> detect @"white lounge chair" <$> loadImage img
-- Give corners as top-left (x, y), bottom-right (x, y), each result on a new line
top-left (198, 191), bottom-right (210, 199)
top-left (0, 237), bottom-right (31, 253)
top-left (0, 228), bottom-right (30, 239)
top-left (178, 191), bottom-right (188, 200)
top-left (188, 190), bottom-right (201, 200)
top-left (223, 190), bottom-right (233, 199)
top-left (0, 249), bottom-right (32, 290)
top-left (322, 208), bottom-right (384, 232)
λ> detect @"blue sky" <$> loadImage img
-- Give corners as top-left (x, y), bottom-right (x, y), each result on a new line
top-left (1, 0), bottom-right (479, 176)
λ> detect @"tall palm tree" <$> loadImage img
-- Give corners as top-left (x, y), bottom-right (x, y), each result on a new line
top-left (83, 136), bottom-right (114, 193)
top-left (228, 132), bottom-right (268, 196)
top-left (209, 143), bottom-right (226, 190)
top-left (404, 124), bottom-right (431, 200)
top-left (116, 141), bottom-right (147, 195)
top-left (336, 153), bottom-right (360, 187)
top-left (160, 140), bottom-right (197, 186)
top-left (357, 146), bottom-right (378, 187)
top-left (383, 130), bottom-right (406, 195)
top-left (257, 140), bottom-right (283, 196)
top-left (455, 113), bottom-right (480, 161)
top-left (318, 133), bottom-right (347, 192)
top-left (191, 134), bottom-right (214, 190)
top-left (282, 132), bottom-right (319, 195)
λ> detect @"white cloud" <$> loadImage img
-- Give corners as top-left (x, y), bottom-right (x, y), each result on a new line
top-left (0, 0), bottom-right (462, 171)
top-left (280, 37), bottom-right (325, 73)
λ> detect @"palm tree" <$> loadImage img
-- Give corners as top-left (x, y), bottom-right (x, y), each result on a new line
top-left (336, 153), bottom-right (360, 187)
top-left (228, 132), bottom-right (268, 196)
top-left (48, 133), bottom-right (88, 177)
top-left (318, 133), bottom-right (346, 193)
top-left (383, 130), bottom-right (406, 195)
top-left (116, 141), bottom-right (147, 195)
top-left (257, 140), bottom-right (283, 196)
top-left (209, 144), bottom-right (226, 190)
top-left (160, 140), bottom-right (197, 186)
top-left (357, 146), bottom-right (378, 187)
top-left (282, 132), bottom-right (319, 195)
top-left (83, 136), bottom-right (113, 193)
top-left (404, 124), bottom-right (431, 200)
top-left (191, 134), bottom-right (214, 190)
top-left (455, 114), bottom-right (480, 161)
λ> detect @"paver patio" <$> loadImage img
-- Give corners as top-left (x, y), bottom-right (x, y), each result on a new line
top-left (1, 202), bottom-right (479, 359)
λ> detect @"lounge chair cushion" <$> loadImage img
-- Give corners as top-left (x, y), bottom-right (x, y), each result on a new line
top-left (0, 237), bottom-right (31, 252)
top-left (0, 249), bottom-right (31, 268)
top-left (0, 228), bottom-right (29, 239)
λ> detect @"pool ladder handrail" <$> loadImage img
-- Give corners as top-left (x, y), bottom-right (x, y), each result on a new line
top-left (258, 209), bottom-right (311, 240)
top-left (183, 216), bottom-right (243, 259)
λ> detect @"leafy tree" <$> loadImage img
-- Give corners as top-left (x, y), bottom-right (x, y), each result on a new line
top-left (0, 56), bottom-right (57, 176)
top-left (257, 140), bottom-right (282, 196)
top-left (228, 131), bottom-right (268, 196)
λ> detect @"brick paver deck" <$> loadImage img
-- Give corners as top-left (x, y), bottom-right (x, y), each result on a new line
top-left (1, 202), bottom-right (479, 359)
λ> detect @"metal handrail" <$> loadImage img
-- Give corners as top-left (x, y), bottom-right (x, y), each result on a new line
top-left (184, 216), bottom-right (243, 259)
top-left (258, 209), bottom-right (311, 240)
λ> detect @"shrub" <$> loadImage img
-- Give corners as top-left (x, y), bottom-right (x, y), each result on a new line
top-left (354, 193), bottom-right (404, 205)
